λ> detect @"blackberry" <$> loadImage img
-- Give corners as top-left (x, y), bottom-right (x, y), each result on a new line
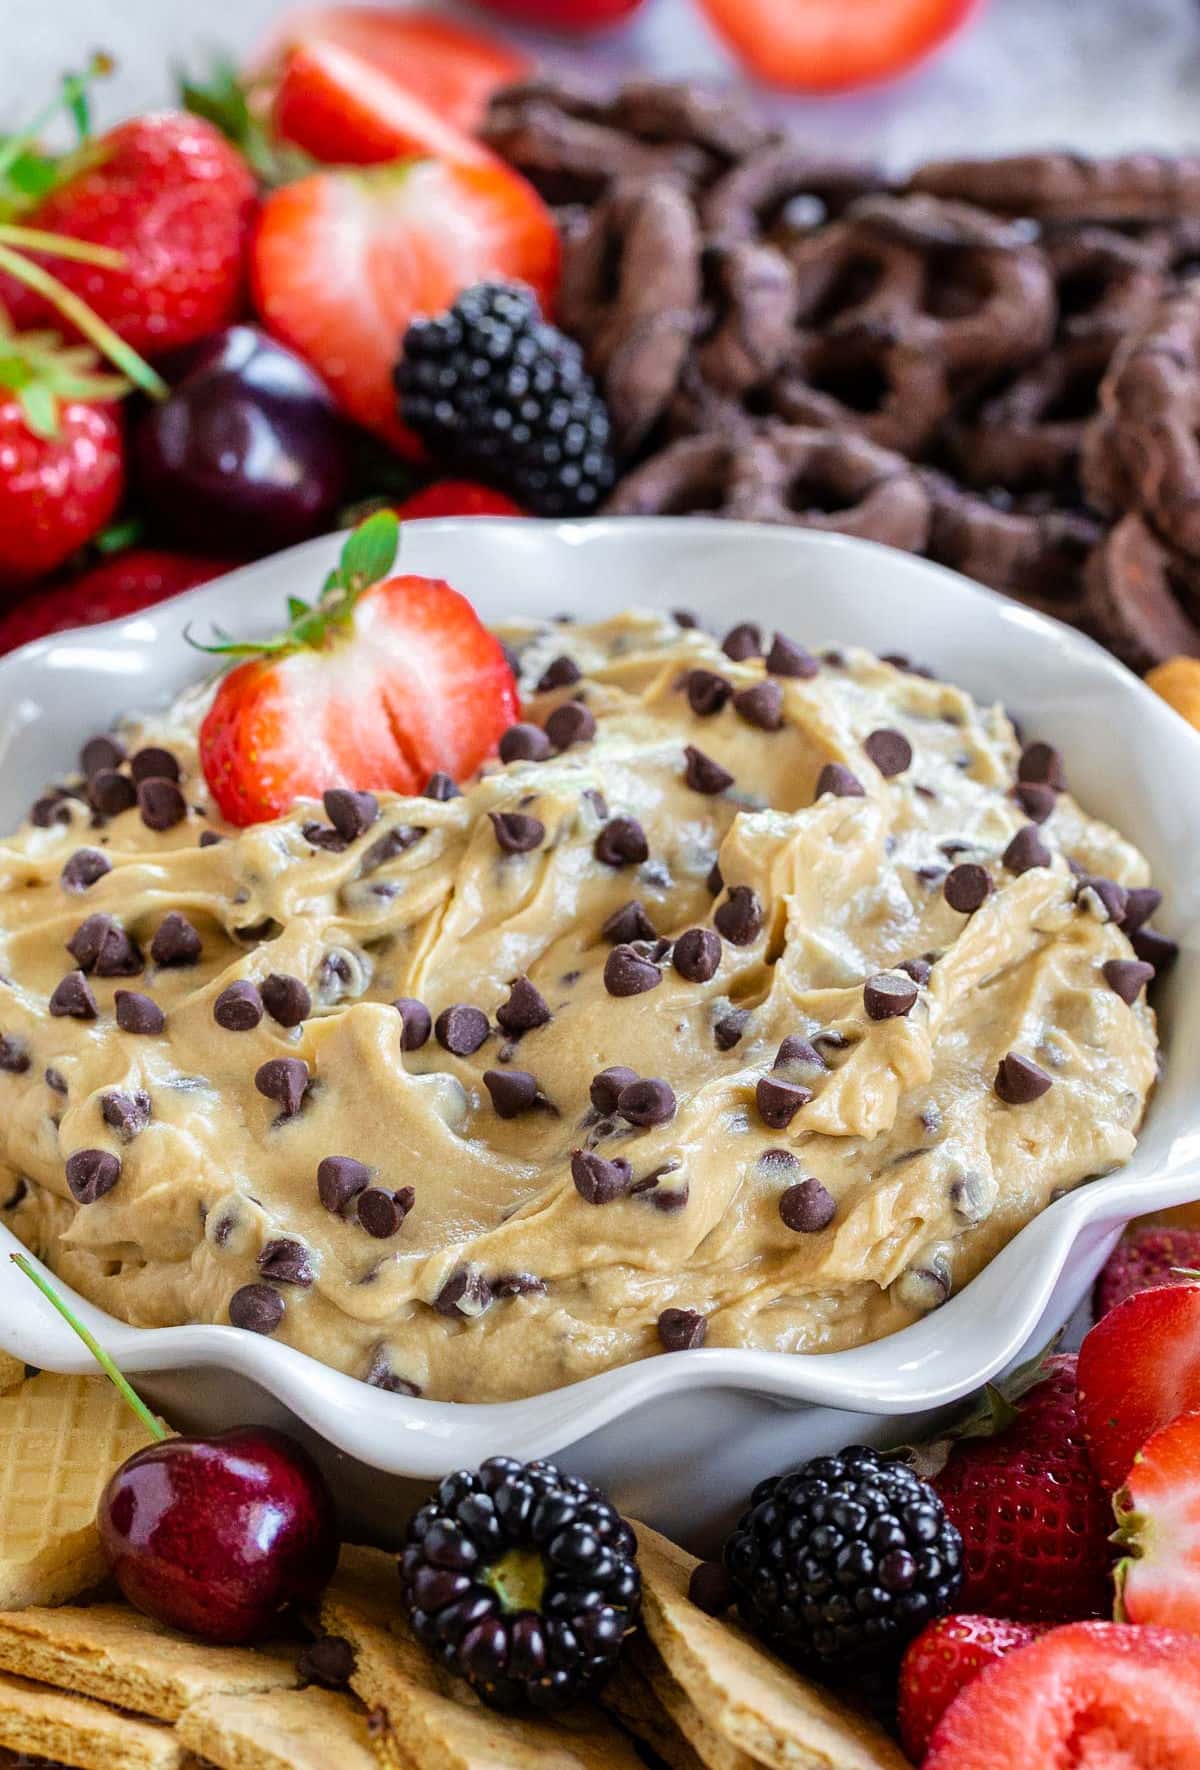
top-left (399, 1455), bottom-right (640, 1711)
top-left (395, 282), bottom-right (616, 517)
top-left (723, 1445), bottom-right (962, 1668)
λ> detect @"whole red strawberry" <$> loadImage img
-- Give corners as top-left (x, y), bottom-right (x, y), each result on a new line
top-left (1093, 1225), bottom-right (1200, 1319)
top-left (931, 1354), bottom-right (1114, 1621)
top-left (898, 1614), bottom-right (1050, 1761)
top-left (2, 113), bottom-right (256, 357)
top-left (0, 550), bottom-right (236, 655)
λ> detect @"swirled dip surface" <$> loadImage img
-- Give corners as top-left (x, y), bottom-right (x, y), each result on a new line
top-left (0, 611), bottom-right (1159, 1401)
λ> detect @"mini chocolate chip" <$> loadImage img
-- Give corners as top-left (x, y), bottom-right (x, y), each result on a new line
top-left (365, 1353), bottom-right (421, 1395)
top-left (1122, 887), bottom-right (1163, 934)
top-left (434, 1269), bottom-right (492, 1318)
top-left (484, 1068), bottom-right (539, 1118)
top-left (572, 1148), bottom-right (632, 1204)
top-left (49, 971), bottom-right (97, 1019)
top-left (305, 821), bottom-right (348, 853)
top-left (254, 1057), bottom-right (310, 1117)
top-left (594, 817), bottom-right (648, 867)
top-left (61, 848), bottom-right (110, 893)
top-left (496, 976), bottom-right (550, 1034)
top-left (658, 1307), bottom-right (706, 1351)
top-left (756, 1075), bottom-right (811, 1129)
top-left (490, 811), bottom-right (545, 854)
top-left (779, 1177), bottom-right (837, 1232)
top-left (435, 1003), bottom-right (490, 1055)
top-left (318, 1155), bottom-right (372, 1215)
top-left (87, 770), bottom-right (136, 817)
top-left (673, 927), bottom-right (721, 983)
top-left (130, 747), bottom-right (180, 785)
top-left (715, 1009), bottom-right (749, 1050)
top-left (590, 1066), bottom-right (639, 1114)
top-left (1017, 741), bottom-right (1065, 790)
top-left (994, 1052), bottom-right (1053, 1104)
top-left (138, 777), bottom-right (187, 831)
top-left (706, 860), bottom-right (724, 896)
top-left (1014, 781), bottom-right (1057, 823)
top-left (604, 945), bottom-right (661, 997)
top-left (774, 1035), bottom-right (827, 1074)
top-left (545, 700), bottom-right (596, 751)
top-left (358, 1188), bottom-right (412, 1238)
top-left (214, 981), bottom-right (264, 1031)
top-left (323, 788), bottom-right (379, 842)
top-left (229, 1283), bottom-right (284, 1335)
top-left (423, 771), bottom-right (461, 801)
top-left (299, 1635), bottom-right (356, 1690)
top-left (686, 669), bottom-right (732, 716)
top-left (0, 1036), bottom-right (29, 1075)
top-left (863, 973), bottom-right (918, 1021)
top-left (67, 914), bottom-right (142, 978)
top-left (536, 654), bottom-right (581, 691)
top-left (499, 722), bottom-right (552, 764)
top-left (362, 826), bottom-right (426, 873)
top-left (258, 1237), bottom-right (314, 1286)
top-left (31, 791), bottom-right (73, 828)
top-left (198, 829), bottom-right (224, 848)
top-left (582, 788), bottom-right (608, 821)
top-left (492, 1272), bottom-right (545, 1298)
top-left (733, 680), bottom-right (783, 732)
top-left (1003, 824), bottom-right (1051, 874)
top-left (45, 1067), bottom-right (67, 1095)
top-left (863, 729), bottom-right (912, 777)
top-left (101, 1089), bottom-right (151, 1142)
top-left (684, 745), bottom-right (733, 795)
top-left (714, 885), bottom-right (762, 946)
top-left (759, 1148), bottom-right (799, 1172)
top-left (65, 1148), bottom-right (120, 1204)
top-left (618, 1077), bottom-right (676, 1126)
top-left (150, 912), bottom-right (202, 967)
top-left (393, 997), bottom-right (432, 1051)
top-left (815, 762), bottom-right (865, 799)
top-left (689, 1561), bottom-right (735, 1615)
top-left (261, 973), bottom-right (311, 1028)
top-left (722, 622), bottom-right (761, 661)
top-left (1103, 958), bottom-right (1155, 1004)
top-left (80, 734), bottom-right (125, 777)
top-left (1131, 926), bottom-right (1178, 969)
top-left (115, 991), bottom-right (165, 1035)
top-left (501, 639), bottom-right (522, 677)
top-left (1076, 876), bottom-right (1128, 924)
top-left (944, 864), bottom-right (992, 914)
top-left (672, 608), bottom-right (699, 629)
top-left (766, 634), bottom-right (819, 678)
top-left (898, 957), bottom-right (933, 986)
top-left (602, 900), bottom-right (656, 944)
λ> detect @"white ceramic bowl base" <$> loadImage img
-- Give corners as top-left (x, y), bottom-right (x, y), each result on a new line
top-left (1, 518), bottom-right (1198, 1550)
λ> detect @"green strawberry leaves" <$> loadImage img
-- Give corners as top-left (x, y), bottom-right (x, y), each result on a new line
top-left (0, 323), bottom-right (127, 439)
top-left (179, 58), bottom-right (316, 190)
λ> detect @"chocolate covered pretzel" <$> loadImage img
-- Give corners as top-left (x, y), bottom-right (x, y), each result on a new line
top-left (910, 152), bottom-right (1200, 225)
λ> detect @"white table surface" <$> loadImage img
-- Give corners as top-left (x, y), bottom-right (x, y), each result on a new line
top-left (5, 0), bottom-right (1200, 169)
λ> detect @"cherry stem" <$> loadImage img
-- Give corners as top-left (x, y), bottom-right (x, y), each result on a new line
top-left (10, 1252), bottom-right (167, 1441)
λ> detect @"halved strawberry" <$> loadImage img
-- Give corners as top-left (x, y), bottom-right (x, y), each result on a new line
top-left (397, 481), bottom-right (524, 520)
top-left (1077, 1283), bottom-right (1200, 1491)
top-left (250, 159), bottom-right (560, 452)
top-left (1114, 1412), bottom-right (1200, 1631)
top-left (196, 511), bottom-right (517, 825)
top-left (695, 0), bottom-right (978, 92)
top-left (274, 38), bottom-right (493, 169)
top-left (924, 1622), bottom-right (1200, 1769)
top-left (898, 1615), bottom-right (1050, 1763)
top-left (253, 6), bottom-right (527, 135)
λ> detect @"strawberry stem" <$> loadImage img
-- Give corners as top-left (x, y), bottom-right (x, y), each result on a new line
top-left (0, 53), bottom-right (112, 185)
top-left (0, 244), bottom-right (166, 400)
top-left (0, 224), bottom-right (125, 269)
top-left (10, 1251), bottom-right (168, 1441)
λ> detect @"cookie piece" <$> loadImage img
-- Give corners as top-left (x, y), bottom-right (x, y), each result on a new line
top-left (177, 1686), bottom-right (379, 1770)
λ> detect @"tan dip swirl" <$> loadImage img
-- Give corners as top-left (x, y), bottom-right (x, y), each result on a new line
top-left (0, 610), bottom-right (1160, 1401)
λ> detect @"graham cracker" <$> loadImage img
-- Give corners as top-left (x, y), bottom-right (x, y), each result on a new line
top-left (0, 1602), bottom-right (297, 1720)
top-left (609, 1641), bottom-right (761, 1770)
top-left (631, 1522), bottom-right (909, 1770)
top-left (0, 1373), bottom-right (158, 1609)
top-left (602, 1657), bottom-right (711, 1770)
top-left (0, 1669), bottom-right (182, 1769)
top-left (321, 1545), bottom-right (647, 1770)
top-left (177, 1685), bottom-right (380, 1770)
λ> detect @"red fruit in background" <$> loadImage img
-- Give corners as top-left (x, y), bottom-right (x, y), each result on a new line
top-left (897, 1614), bottom-right (1049, 1762)
top-left (0, 551), bottom-right (237, 656)
top-left (465, 0), bottom-right (647, 33)
top-left (254, 6), bottom-right (527, 135)
top-left (274, 38), bottom-right (494, 168)
top-left (0, 113), bottom-right (257, 358)
top-left (1114, 1411), bottom-right (1200, 1633)
top-left (931, 1354), bottom-right (1113, 1621)
top-left (923, 1622), bottom-right (1200, 1769)
top-left (1093, 1224), bottom-right (1200, 1318)
top-left (98, 1426), bottom-right (338, 1644)
top-left (250, 159), bottom-right (559, 452)
top-left (1077, 1282), bottom-right (1200, 1491)
top-left (695, 0), bottom-right (977, 92)
top-left (397, 480), bottom-right (524, 519)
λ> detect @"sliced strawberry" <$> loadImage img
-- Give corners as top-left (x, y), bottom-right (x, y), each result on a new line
top-left (274, 38), bottom-right (493, 169)
top-left (695, 0), bottom-right (978, 92)
top-left (197, 513), bottom-right (517, 825)
top-left (924, 1622), bottom-right (1200, 1769)
top-left (1114, 1411), bottom-right (1200, 1631)
top-left (0, 551), bottom-right (235, 654)
top-left (1077, 1283), bottom-right (1200, 1491)
top-left (397, 481), bottom-right (524, 520)
top-left (250, 160), bottom-right (560, 452)
top-left (898, 1615), bottom-right (1050, 1762)
top-left (1094, 1225), bottom-right (1200, 1318)
top-left (254, 6), bottom-right (527, 135)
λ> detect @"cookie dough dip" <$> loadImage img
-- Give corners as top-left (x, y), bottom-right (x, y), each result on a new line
top-left (0, 598), bottom-right (1163, 1403)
